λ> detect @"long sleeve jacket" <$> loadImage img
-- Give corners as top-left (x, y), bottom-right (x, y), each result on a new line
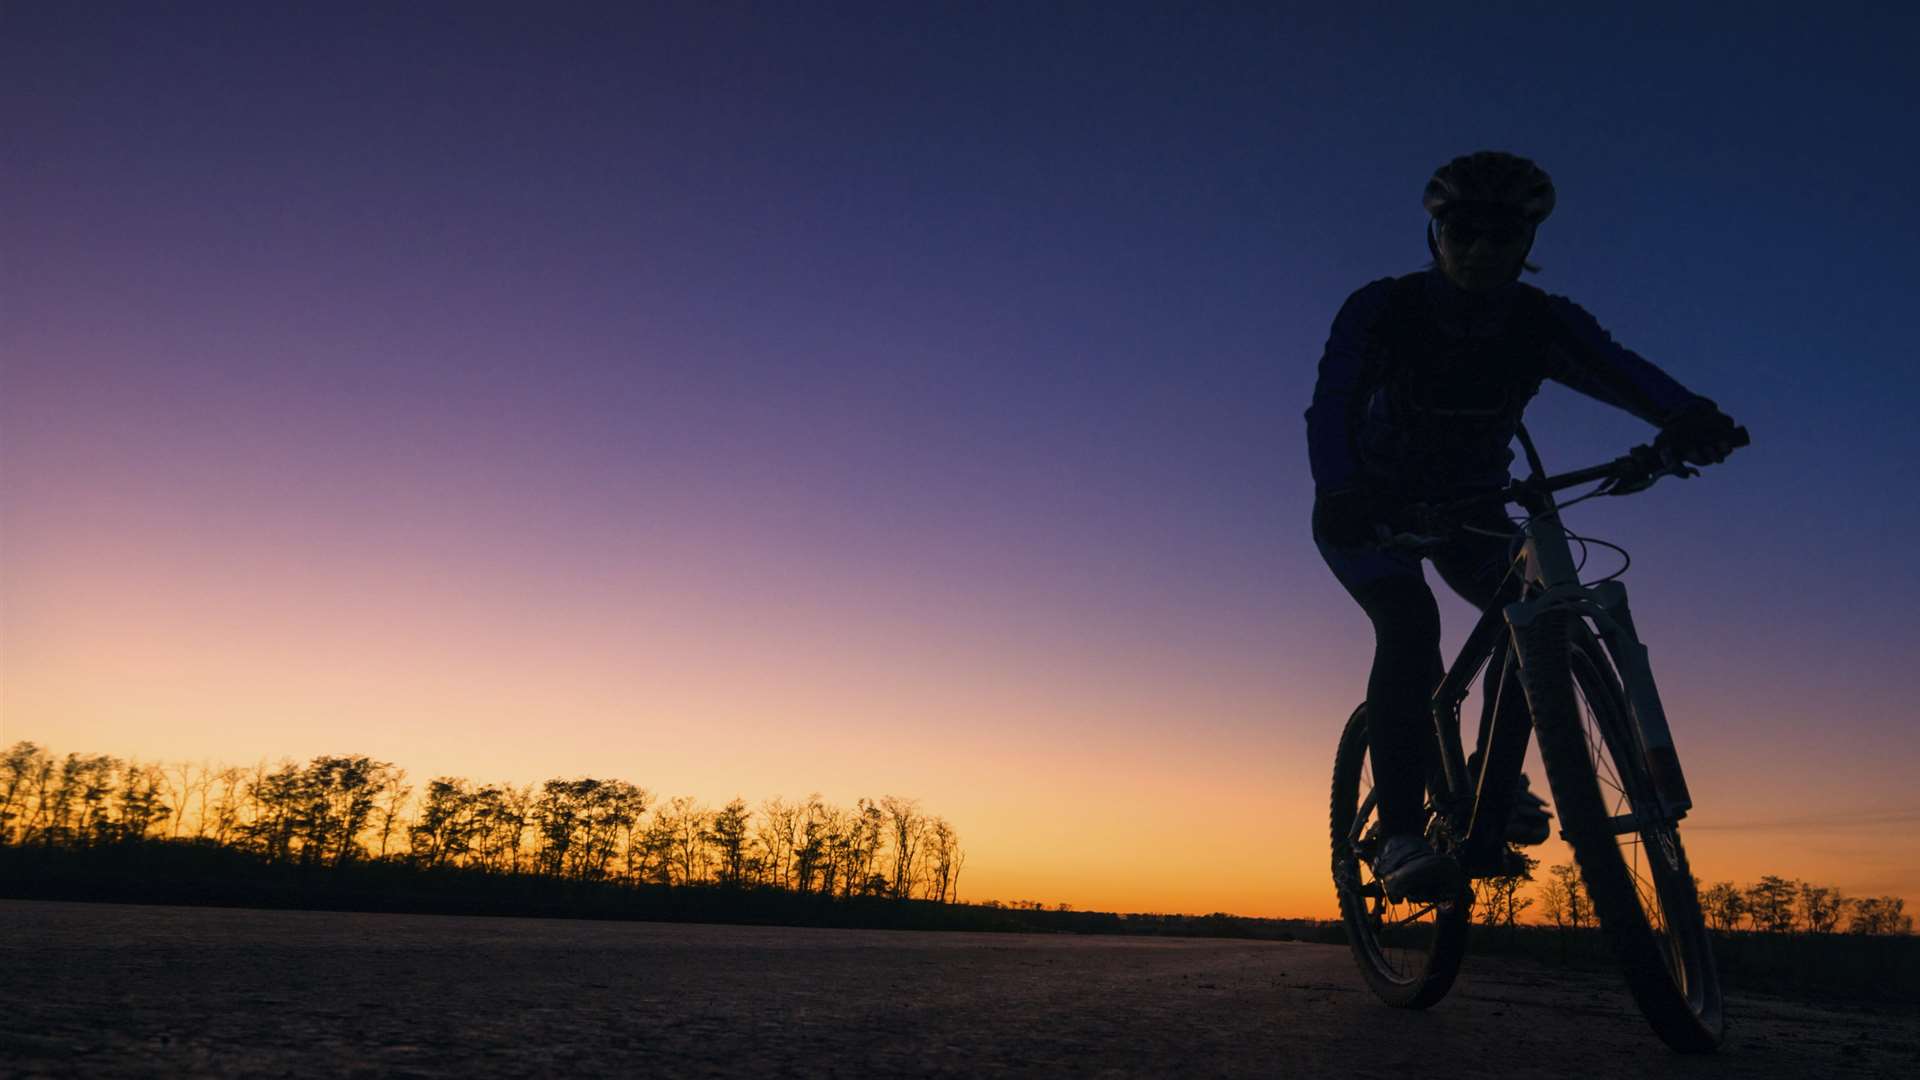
top-left (1305, 268), bottom-right (1707, 496)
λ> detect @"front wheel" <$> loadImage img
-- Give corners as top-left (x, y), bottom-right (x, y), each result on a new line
top-left (1515, 613), bottom-right (1725, 1052)
top-left (1329, 704), bottom-right (1471, 1008)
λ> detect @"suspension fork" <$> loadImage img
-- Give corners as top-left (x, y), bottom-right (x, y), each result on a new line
top-left (1585, 581), bottom-right (1694, 819)
top-left (1505, 582), bottom-right (1694, 822)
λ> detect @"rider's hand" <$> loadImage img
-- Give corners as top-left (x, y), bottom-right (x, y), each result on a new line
top-left (1314, 488), bottom-right (1396, 549)
top-left (1656, 400), bottom-right (1741, 466)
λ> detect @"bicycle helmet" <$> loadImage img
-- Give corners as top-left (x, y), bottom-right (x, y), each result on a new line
top-left (1423, 151), bottom-right (1555, 225)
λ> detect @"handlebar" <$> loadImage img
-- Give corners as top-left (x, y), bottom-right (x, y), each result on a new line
top-left (1445, 425), bottom-right (1749, 514)
top-left (1374, 426), bottom-right (1749, 551)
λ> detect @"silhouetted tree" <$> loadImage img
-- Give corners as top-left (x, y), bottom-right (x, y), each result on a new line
top-left (1701, 881), bottom-right (1745, 932)
top-left (1539, 862), bottom-right (1592, 931)
top-left (205, 766), bottom-right (247, 847)
top-left (708, 798), bottom-right (751, 887)
top-left (0, 743), bottom-right (51, 844)
top-left (1849, 896), bottom-right (1913, 935)
top-left (1799, 882), bottom-right (1846, 934)
top-left (238, 762), bottom-right (303, 862)
top-left (111, 762), bottom-right (170, 845)
top-left (578, 780), bottom-right (648, 881)
top-left (756, 796), bottom-right (801, 890)
top-left (30, 752), bottom-right (122, 847)
top-left (291, 756), bottom-right (400, 867)
top-left (880, 796), bottom-right (923, 900)
top-left (163, 761), bottom-right (202, 839)
top-left (466, 784), bottom-right (533, 873)
top-left (1, 742), bottom-right (978, 909)
top-left (924, 817), bottom-right (961, 902)
top-left (840, 800), bottom-right (884, 898)
top-left (791, 797), bottom-right (832, 894)
top-left (1745, 875), bottom-right (1800, 933)
top-left (633, 802), bottom-right (678, 885)
top-left (410, 777), bottom-right (478, 869)
top-left (666, 796), bottom-right (710, 885)
top-left (373, 770), bottom-right (412, 860)
top-left (1475, 849), bottom-right (1536, 928)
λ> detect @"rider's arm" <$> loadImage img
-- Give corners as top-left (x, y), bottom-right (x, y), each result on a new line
top-left (1540, 293), bottom-right (1710, 425)
top-left (1305, 278), bottom-right (1396, 492)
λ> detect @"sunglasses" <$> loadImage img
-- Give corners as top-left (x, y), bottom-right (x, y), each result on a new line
top-left (1441, 216), bottom-right (1530, 247)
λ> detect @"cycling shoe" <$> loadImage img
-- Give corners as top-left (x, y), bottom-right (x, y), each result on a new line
top-left (1373, 834), bottom-right (1466, 902)
top-left (1507, 772), bottom-right (1553, 846)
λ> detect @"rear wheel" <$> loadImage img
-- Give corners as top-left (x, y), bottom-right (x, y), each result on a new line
top-left (1516, 613), bottom-right (1725, 1052)
top-left (1329, 704), bottom-right (1471, 1008)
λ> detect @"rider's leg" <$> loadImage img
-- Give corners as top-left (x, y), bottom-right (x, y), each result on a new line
top-left (1356, 577), bottom-right (1447, 838)
top-left (1312, 533), bottom-right (1444, 839)
top-left (1316, 517), bottom-right (1463, 900)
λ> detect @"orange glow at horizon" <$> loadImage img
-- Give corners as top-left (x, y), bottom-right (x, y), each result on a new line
top-left (6, 519), bottom-right (1914, 920)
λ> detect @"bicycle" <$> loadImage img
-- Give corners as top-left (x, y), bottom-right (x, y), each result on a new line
top-left (1328, 423), bottom-right (1748, 1052)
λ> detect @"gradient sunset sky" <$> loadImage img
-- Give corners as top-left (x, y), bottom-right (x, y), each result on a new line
top-left (5, 4), bottom-right (1918, 918)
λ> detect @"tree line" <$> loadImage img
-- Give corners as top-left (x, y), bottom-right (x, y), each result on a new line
top-left (0, 742), bottom-right (964, 902)
top-left (1469, 850), bottom-right (1911, 936)
top-left (1698, 874), bottom-right (1912, 936)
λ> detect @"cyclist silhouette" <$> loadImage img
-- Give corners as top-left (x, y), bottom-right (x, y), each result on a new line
top-left (1306, 151), bottom-right (1740, 901)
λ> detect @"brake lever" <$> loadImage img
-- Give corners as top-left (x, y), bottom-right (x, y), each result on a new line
top-left (1606, 443), bottom-right (1700, 496)
top-left (1606, 460), bottom-right (1697, 496)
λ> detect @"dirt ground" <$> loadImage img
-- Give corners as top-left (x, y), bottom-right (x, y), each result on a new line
top-left (1, 900), bottom-right (1912, 1078)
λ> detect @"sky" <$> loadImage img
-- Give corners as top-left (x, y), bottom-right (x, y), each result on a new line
top-left (5, 3), bottom-right (1918, 918)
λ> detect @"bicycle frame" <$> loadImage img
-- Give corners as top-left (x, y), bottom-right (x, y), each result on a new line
top-left (1425, 470), bottom-right (1696, 879)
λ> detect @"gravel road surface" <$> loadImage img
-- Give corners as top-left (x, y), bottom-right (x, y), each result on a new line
top-left (1, 900), bottom-right (1911, 1077)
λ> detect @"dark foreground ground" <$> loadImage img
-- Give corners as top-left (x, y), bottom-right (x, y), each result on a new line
top-left (1, 900), bottom-right (1912, 1078)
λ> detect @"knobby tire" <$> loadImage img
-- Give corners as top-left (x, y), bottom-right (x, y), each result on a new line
top-left (1329, 704), bottom-right (1471, 1009)
top-left (1515, 611), bottom-right (1725, 1052)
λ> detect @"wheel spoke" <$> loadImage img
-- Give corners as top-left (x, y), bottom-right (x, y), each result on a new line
top-left (1382, 902), bottom-right (1440, 928)
top-left (1562, 642), bottom-right (1719, 1037)
top-left (1333, 716), bottom-right (1463, 998)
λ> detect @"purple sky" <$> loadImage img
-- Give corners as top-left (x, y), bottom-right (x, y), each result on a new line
top-left (5, 4), bottom-right (1917, 912)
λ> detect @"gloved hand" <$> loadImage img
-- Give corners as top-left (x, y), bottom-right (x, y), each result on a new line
top-left (1314, 488), bottom-right (1398, 549)
top-left (1656, 400), bottom-right (1741, 466)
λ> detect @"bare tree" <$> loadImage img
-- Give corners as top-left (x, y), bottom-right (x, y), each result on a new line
top-left (1539, 862), bottom-right (1592, 930)
top-left (1798, 883), bottom-right (1846, 934)
top-left (162, 761), bottom-right (203, 839)
top-left (842, 800), bottom-right (885, 897)
top-left (708, 798), bottom-right (752, 887)
top-left (28, 752), bottom-right (123, 847)
top-left (667, 796), bottom-right (711, 885)
top-left (479, 784), bottom-right (535, 873)
top-left (239, 761), bottom-right (303, 862)
top-left (578, 780), bottom-right (648, 880)
top-left (1701, 881), bottom-right (1745, 932)
top-left (1745, 875), bottom-right (1800, 933)
top-left (2, 742), bottom-right (983, 913)
top-left (1849, 896), bottom-right (1914, 935)
top-left (112, 761), bottom-right (170, 844)
top-left (634, 802), bottom-right (678, 885)
top-left (881, 796), bottom-right (924, 900)
top-left (0, 742), bottom-right (51, 844)
top-left (373, 769), bottom-right (412, 859)
top-left (205, 766), bottom-right (248, 846)
top-left (410, 777), bottom-right (478, 869)
top-left (290, 756), bottom-right (400, 867)
top-left (755, 796), bottom-right (801, 890)
top-left (1475, 849), bottom-right (1536, 928)
top-left (792, 796), bottom-right (837, 895)
top-left (924, 817), bottom-right (962, 902)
